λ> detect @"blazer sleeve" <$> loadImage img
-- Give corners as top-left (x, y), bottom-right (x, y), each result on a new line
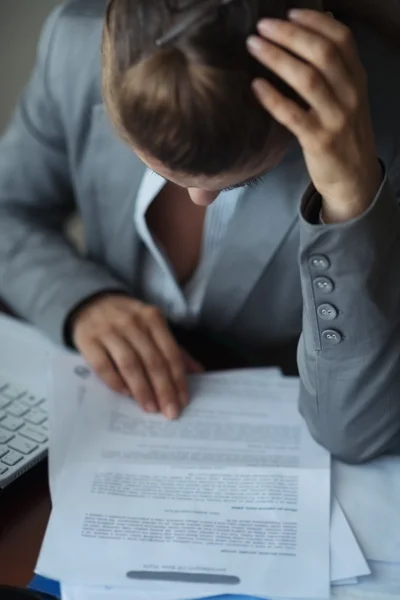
top-left (0, 8), bottom-right (128, 346)
top-left (297, 148), bottom-right (400, 463)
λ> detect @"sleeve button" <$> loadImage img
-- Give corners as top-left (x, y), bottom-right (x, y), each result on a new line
top-left (322, 329), bottom-right (342, 345)
top-left (318, 304), bottom-right (338, 321)
top-left (309, 255), bottom-right (330, 271)
top-left (314, 277), bottom-right (334, 293)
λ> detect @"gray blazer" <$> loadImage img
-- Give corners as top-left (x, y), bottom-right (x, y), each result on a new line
top-left (1, 0), bottom-right (400, 462)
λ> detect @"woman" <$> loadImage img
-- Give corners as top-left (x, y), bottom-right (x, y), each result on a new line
top-left (99, 0), bottom-right (400, 457)
top-left (0, 0), bottom-right (399, 461)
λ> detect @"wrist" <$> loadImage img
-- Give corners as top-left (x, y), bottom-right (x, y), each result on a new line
top-left (64, 291), bottom-right (127, 348)
top-left (321, 161), bottom-right (383, 224)
top-left (321, 198), bottom-right (372, 223)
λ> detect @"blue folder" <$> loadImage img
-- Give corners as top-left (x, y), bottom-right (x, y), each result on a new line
top-left (29, 575), bottom-right (61, 599)
top-left (29, 575), bottom-right (265, 600)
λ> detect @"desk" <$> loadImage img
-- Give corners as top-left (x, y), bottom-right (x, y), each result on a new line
top-left (0, 462), bottom-right (50, 587)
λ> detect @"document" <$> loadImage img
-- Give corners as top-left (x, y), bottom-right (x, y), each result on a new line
top-left (38, 355), bottom-right (331, 599)
top-left (59, 496), bottom-right (369, 600)
top-left (334, 457), bottom-right (400, 562)
top-left (48, 352), bottom-right (89, 498)
top-left (48, 365), bottom-right (282, 499)
top-left (62, 562), bottom-right (400, 600)
top-left (329, 500), bottom-right (369, 583)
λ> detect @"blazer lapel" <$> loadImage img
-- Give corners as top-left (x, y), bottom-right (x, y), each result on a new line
top-left (200, 144), bottom-right (310, 330)
top-left (89, 104), bottom-right (147, 289)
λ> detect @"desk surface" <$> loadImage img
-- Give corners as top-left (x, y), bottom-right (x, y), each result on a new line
top-left (0, 461), bottom-right (50, 587)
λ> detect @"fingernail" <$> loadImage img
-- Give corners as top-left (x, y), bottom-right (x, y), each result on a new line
top-left (247, 36), bottom-right (262, 53)
top-left (252, 78), bottom-right (268, 95)
top-left (288, 9), bottom-right (302, 20)
top-left (258, 19), bottom-right (277, 33)
top-left (164, 403), bottom-right (179, 421)
top-left (145, 402), bottom-right (158, 414)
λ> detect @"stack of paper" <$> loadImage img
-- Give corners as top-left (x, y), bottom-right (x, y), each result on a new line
top-left (35, 355), bottom-right (373, 600)
top-left (1, 314), bottom-right (397, 599)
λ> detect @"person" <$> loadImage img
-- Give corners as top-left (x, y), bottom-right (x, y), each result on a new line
top-left (0, 0), bottom-right (399, 463)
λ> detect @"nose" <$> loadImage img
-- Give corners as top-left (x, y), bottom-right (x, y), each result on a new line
top-left (188, 188), bottom-right (220, 206)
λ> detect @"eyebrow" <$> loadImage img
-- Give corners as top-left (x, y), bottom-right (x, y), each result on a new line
top-left (145, 166), bottom-right (268, 192)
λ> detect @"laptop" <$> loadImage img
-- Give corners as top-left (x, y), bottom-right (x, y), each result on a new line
top-left (0, 372), bottom-right (49, 489)
top-left (0, 314), bottom-right (54, 489)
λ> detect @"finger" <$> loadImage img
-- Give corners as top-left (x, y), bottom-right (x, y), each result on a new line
top-left (103, 332), bottom-right (158, 413)
top-left (145, 307), bottom-right (190, 409)
top-left (251, 77), bottom-right (318, 142)
top-left (122, 316), bottom-right (181, 420)
top-left (247, 36), bottom-right (343, 123)
top-left (78, 338), bottom-right (129, 396)
top-left (181, 348), bottom-right (205, 374)
top-left (256, 19), bottom-right (358, 107)
top-left (287, 9), bottom-right (363, 79)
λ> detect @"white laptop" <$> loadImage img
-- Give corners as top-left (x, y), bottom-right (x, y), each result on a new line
top-left (0, 314), bottom-right (54, 489)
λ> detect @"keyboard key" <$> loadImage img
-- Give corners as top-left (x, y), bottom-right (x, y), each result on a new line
top-left (6, 401), bottom-right (30, 418)
top-left (0, 410), bottom-right (6, 422)
top-left (9, 436), bottom-right (38, 455)
top-left (1, 415), bottom-right (24, 432)
top-left (21, 395), bottom-right (45, 408)
top-left (0, 397), bottom-right (11, 410)
top-left (0, 445), bottom-right (8, 459)
top-left (25, 410), bottom-right (47, 426)
top-left (41, 422), bottom-right (49, 432)
top-left (20, 426), bottom-right (48, 444)
top-left (0, 465), bottom-right (9, 475)
top-left (1, 450), bottom-right (23, 466)
top-left (0, 429), bottom-right (14, 444)
top-left (1, 385), bottom-right (26, 401)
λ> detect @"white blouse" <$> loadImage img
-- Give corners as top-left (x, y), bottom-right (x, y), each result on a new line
top-left (134, 171), bottom-right (243, 325)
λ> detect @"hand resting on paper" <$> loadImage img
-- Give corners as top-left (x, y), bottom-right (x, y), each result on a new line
top-left (70, 294), bottom-right (203, 419)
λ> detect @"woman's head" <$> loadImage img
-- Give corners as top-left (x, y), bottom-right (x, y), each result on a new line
top-left (102, 0), bottom-right (321, 203)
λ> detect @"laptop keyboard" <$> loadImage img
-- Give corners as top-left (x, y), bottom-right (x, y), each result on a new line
top-left (0, 373), bottom-right (48, 488)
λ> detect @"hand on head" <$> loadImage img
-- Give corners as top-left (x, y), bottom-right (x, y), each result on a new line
top-left (248, 9), bottom-right (382, 222)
